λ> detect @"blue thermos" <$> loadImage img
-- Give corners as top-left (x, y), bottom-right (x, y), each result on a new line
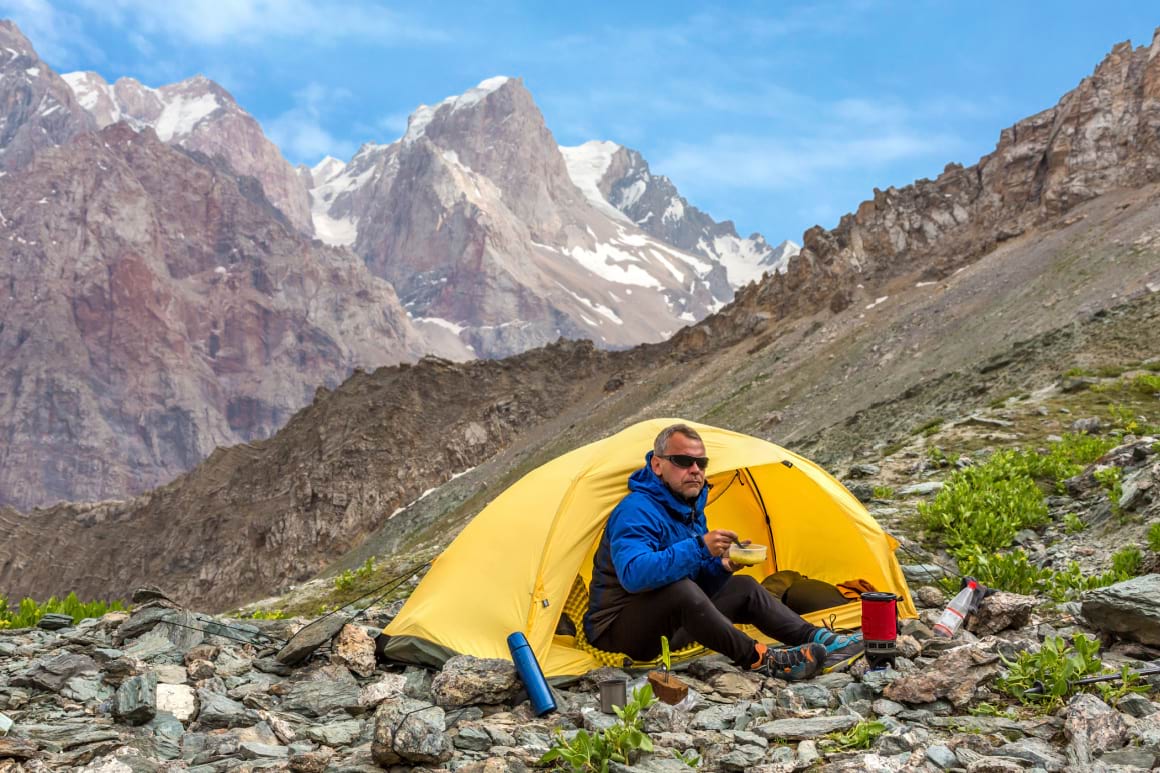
top-left (506, 631), bottom-right (556, 716)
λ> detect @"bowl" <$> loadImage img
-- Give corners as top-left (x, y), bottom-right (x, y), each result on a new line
top-left (728, 543), bottom-right (767, 566)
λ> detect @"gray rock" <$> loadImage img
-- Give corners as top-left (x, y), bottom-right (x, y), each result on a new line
top-left (796, 739), bottom-right (820, 767)
top-left (926, 743), bottom-right (958, 769)
top-left (195, 689), bottom-right (257, 729)
top-left (36, 613), bottom-right (74, 631)
top-left (899, 482), bottom-right (944, 495)
top-left (996, 737), bottom-right (1067, 771)
top-left (872, 698), bottom-right (906, 716)
top-left (1072, 417), bottom-right (1103, 433)
top-left (903, 563), bottom-right (946, 583)
top-left (753, 714), bottom-right (858, 740)
top-left (371, 698), bottom-right (453, 766)
top-left (430, 655), bottom-right (519, 708)
top-left (453, 725), bottom-right (491, 751)
top-left (847, 463), bottom-right (881, 478)
top-left (239, 740), bottom-right (289, 759)
top-left (1064, 692), bottom-right (1127, 767)
top-left (300, 718), bottom-right (364, 747)
top-left (146, 711), bottom-right (185, 759)
top-left (882, 643), bottom-right (1001, 707)
top-left (716, 743), bottom-right (766, 770)
top-left (11, 652), bottom-right (98, 692)
top-left (689, 702), bottom-right (744, 731)
top-left (970, 592), bottom-right (1036, 636)
top-left (1081, 574), bottom-right (1160, 646)
top-left (1096, 747), bottom-right (1157, 769)
top-left (61, 673), bottom-right (113, 703)
top-left (114, 672), bottom-right (158, 726)
top-left (1115, 693), bottom-right (1157, 718)
top-left (281, 679), bottom-right (361, 718)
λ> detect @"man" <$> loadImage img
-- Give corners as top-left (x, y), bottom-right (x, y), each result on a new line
top-left (583, 423), bottom-right (862, 680)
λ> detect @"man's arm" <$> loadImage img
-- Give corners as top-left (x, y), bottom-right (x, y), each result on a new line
top-left (609, 506), bottom-right (709, 593)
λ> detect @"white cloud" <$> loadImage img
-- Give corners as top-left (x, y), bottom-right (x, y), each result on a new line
top-left (80, 0), bottom-right (448, 46)
top-left (656, 128), bottom-right (963, 192)
top-left (260, 82), bottom-right (356, 164)
top-left (0, 0), bottom-right (102, 66)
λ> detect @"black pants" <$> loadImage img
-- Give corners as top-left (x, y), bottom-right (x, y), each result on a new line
top-left (590, 575), bottom-right (817, 667)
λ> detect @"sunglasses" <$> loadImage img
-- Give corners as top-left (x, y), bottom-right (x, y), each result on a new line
top-left (658, 453), bottom-right (709, 470)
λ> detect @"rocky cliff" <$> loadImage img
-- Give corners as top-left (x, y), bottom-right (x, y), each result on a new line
top-left (719, 31), bottom-right (1160, 331)
top-left (560, 140), bottom-right (799, 287)
top-left (0, 122), bottom-right (431, 510)
top-left (0, 21), bottom-right (95, 171)
top-left (62, 70), bottom-right (314, 235)
top-left (310, 78), bottom-right (735, 357)
top-left (0, 341), bottom-right (619, 610)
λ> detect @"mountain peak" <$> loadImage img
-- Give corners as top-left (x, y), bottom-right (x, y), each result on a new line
top-left (402, 75), bottom-right (514, 144)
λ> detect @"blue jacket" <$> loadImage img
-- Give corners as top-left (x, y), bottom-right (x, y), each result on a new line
top-left (583, 452), bottom-right (730, 643)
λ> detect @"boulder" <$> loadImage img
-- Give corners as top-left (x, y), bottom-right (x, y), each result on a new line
top-left (371, 697), bottom-right (453, 766)
top-left (882, 643), bottom-right (1001, 707)
top-left (1080, 574), bottom-right (1160, 646)
top-left (430, 655), bottom-right (519, 708)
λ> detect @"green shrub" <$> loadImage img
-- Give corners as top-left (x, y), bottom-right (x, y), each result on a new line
top-left (941, 549), bottom-right (1126, 601)
top-left (826, 720), bottom-right (887, 750)
top-left (918, 450), bottom-right (1049, 556)
top-left (0, 592), bottom-right (126, 629)
top-left (1148, 522), bottom-right (1160, 553)
top-left (1107, 404), bottom-right (1141, 435)
top-left (926, 446), bottom-right (958, 468)
top-left (1062, 513), bottom-right (1087, 534)
top-left (333, 557), bottom-right (377, 593)
top-left (1093, 467), bottom-right (1123, 512)
top-left (998, 634), bottom-right (1106, 709)
top-left (1130, 373), bottom-right (1160, 395)
top-left (1110, 546), bottom-right (1142, 578)
top-left (541, 685), bottom-right (656, 771)
top-left (872, 485), bottom-right (896, 500)
top-left (914, 418), bottom-right (944, 436)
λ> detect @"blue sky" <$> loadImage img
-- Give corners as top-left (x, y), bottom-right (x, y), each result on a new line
top-left (4, 1), bottom-right (1159, 244)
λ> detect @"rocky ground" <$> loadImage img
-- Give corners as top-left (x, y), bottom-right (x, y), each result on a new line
top-left (0, 575), bottom-right (1159, 772)
top-left (2, 388), bottom-right (1160, 771)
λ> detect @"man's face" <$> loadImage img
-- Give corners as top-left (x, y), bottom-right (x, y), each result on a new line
top-left (650, 433), bottom-right (707, 500)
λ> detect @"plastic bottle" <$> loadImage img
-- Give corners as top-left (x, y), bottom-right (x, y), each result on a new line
top-left (506, 632), bottom-right (557, 716)
top-left (933, 580), bottom-right (978, 638)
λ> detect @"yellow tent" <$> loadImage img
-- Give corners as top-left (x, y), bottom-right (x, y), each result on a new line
top-left (382, 418), bottom-right (917, 677)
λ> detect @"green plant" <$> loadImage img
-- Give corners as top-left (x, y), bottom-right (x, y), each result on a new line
top-left (671, 749), bottom-right (701, 768)
top-left (333, 557), bottom-right (377, 593)
top-left (1062, 513), bottom-right (1087, 534)
top-left (1148, 522), bottom-right (1160, 553)
top-left (914, 417), bottom-right (944, 436)
top-left (826, 720), bottom-right (887, 750)
top-left (237, 608), bottom-right (287, 620)
top-left (1097, 664), bottom-right (1151, 704)
top-left (926, 446), bottom-right (958, 468)
top-left (659, 635), bottom-right (672, 672)
top-left (940, 550), bottom-right (1123, 602)
top-left (0, 592), bottom-right (126, 629)
top-left (1093, 467), bottom-right (1124, 514)
top-left (1107, 404), bottom-right (1140, 435)
top-left (1130, 373), bottom-right (1160, 395)
top-left (918, 450), bottom-right (1049, 556)
top-left (968, 702), bottom-right (1017, 719)
top-left (872, 485), bottom-right (896, 500)
top-left (541, 685), bottom-right (657, 771)
top-left (1110, 546), bottom-right (1143, 578)
top-left (998, 634), bottom-right (1107, 710)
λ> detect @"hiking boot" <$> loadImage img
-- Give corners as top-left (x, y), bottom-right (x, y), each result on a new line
top-left (810, 627), bottom-right (864, 671)
top-left (755, 642), bottom-right (826, 681)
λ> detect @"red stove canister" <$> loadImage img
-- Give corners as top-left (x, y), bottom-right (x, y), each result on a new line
top-left (860, 591), bottom-right (899, 668)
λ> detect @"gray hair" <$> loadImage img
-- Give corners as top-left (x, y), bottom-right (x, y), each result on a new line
top-left (653, 423), bottom-right (703, 456)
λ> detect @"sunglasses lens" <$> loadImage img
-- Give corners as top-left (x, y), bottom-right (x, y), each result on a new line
top-left (667, 454), bottom-right (708, 470)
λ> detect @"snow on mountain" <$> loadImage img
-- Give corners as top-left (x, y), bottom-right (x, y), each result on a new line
top-left (62, 70), bottom-right (313, 234)
top-left (559, 141), bottom-right (631, 224)
top-left (307, 77), bottom-right (733, 357)
top-left (561, 140), bottom-right (795, 290)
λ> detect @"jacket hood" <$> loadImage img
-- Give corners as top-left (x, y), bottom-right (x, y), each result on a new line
top-left (627, 451), bottom-right (709, 521)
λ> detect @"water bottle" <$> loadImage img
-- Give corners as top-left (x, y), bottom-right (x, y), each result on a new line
top-left (933, 580), bottom-right (978, 638)
top-left (506, 632), bottom-right (556, 716)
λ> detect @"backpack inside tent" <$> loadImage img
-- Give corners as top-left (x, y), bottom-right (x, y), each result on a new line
top-left (380, 419), bottom-right (917, 677)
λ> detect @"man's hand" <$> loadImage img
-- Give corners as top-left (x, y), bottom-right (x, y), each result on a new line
top-left (701, 529), bottom-right (738, 557)
top-left (721, 556), bottom-right (740, 573)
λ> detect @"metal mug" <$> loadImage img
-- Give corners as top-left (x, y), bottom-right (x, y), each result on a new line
top-left (598, 678), bottom-right (627, 714)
